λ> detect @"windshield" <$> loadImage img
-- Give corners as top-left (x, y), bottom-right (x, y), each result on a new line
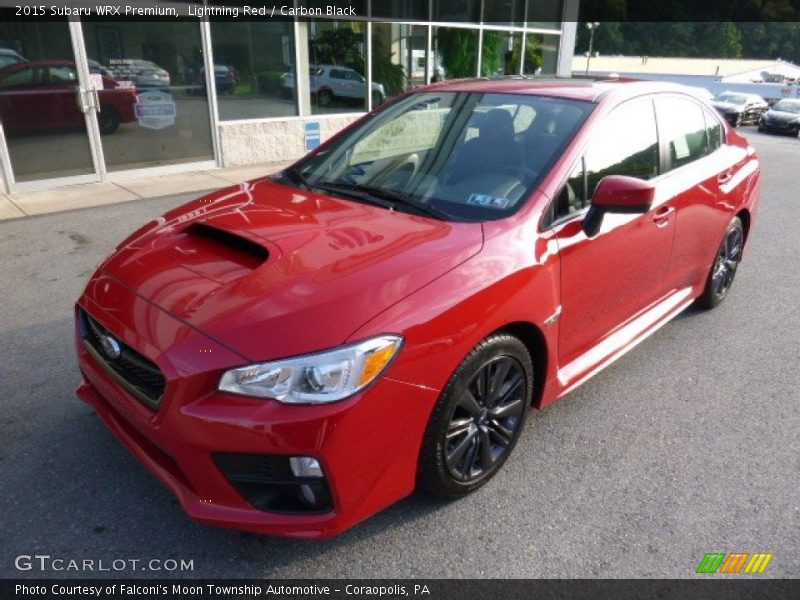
top-left (278, 92), bottom-right (593, 221)
top-left (716, 93), bottom-right (747, 105)
top-left (772, 100), bottom-right (800, 114)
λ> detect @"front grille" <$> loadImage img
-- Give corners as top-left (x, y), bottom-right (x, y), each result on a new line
top-left (79, 309), bottom-right (166, 410)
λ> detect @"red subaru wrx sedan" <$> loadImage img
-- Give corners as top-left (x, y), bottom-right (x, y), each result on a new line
top-left (75, 79), bottom-right (760, 538)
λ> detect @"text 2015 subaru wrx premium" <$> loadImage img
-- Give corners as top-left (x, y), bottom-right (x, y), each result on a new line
top-left (75, 79), bottom-right (760, 538)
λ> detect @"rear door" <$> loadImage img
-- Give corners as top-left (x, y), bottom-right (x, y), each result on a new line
top-left (549, 96), bottom-right (676, 367)
top-left (656, 95), bottom-right (750, 292)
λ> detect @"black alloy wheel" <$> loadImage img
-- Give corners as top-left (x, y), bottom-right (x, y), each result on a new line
top-left (418, 333), bottom-right (533, 498)
top-left (697, 217), bottom-right (744, 309)
top-left (318, 89), bottom-right (333, 107)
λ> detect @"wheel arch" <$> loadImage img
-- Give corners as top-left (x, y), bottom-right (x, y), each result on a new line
top-left (736, 208), bottom-right (751, 246)
top-left (494, 321), bottom-right (549, 408)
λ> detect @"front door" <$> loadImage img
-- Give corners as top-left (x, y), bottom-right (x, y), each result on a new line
top-left (551, 97), bottom-right (676, 369)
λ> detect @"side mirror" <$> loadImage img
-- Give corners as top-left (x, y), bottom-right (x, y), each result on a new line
top-left (582, 175), bottom-right (655, 237)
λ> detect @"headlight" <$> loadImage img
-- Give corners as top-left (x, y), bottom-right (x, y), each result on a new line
top-left (218, 335), bottom-right (403, 404)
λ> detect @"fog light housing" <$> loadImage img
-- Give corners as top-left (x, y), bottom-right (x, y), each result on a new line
top-left (213, 453), bottom-right (333, 514)
top-left (289, 456), bottom-right (323, 478)
top-left (289, 456), bottom-right (326, 507)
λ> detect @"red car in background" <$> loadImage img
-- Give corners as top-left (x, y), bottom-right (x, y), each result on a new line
top-left (74, 78), bottom-right (760, 538)
top-left (0, 60), bottom-right (137, 135)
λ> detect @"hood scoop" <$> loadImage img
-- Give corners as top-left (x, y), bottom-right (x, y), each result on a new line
top-left (185, 222), bottom-right (269, 269)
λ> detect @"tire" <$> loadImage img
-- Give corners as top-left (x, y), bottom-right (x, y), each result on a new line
top-left (733, 114), bottom-right (742, 128)
top-left (98, 106), bottom-right (120, 135)
top-left (696, 217), bottom-right (744, 309)
top-left (374, 92), bottom-right (385, 106)
top-left (417, 333), bottom-right (533, 499)
top-left (317, 88), bottom-right (333, 107)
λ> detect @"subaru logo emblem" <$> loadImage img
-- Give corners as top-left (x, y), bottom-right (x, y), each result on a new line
top-left (99, 334), bottom-right (121, 360)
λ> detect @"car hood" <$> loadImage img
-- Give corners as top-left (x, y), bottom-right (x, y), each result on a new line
top-left (765, 109), bottom-right (800, 123)
top-left (98, 178), bottom-right (483, 361)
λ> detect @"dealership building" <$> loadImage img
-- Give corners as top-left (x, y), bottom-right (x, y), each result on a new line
top-left (0, 1), bottom-right (577, 195)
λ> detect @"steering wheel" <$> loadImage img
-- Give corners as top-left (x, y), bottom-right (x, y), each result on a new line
top-left (372, 153), bottom-right (420, 189)
top-left (498, 165), bottom-right (538, 181)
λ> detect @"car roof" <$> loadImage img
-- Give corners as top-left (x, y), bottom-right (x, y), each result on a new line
top-left (411, 77), bottom-right (704, 104)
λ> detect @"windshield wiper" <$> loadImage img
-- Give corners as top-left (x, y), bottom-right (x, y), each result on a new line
top-left (312, 181), bottom-right (396, 210)
top-left (316, 181), bottom-right (455, 220)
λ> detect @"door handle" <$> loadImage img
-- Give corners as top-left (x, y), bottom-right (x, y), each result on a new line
top-left (718, 170), bottom-right (733, 184)
top-left (653, 206), bottom-right (675, 226)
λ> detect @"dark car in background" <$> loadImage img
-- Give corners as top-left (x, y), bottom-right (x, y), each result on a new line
top-left (758, 98), bottom-right (800, 136)
top-left (0, 60), bottom-right (137, 135)
top-left (194, 65), bottom-right (239, 95)
top-left (711, 92), bottom-right (768, 127)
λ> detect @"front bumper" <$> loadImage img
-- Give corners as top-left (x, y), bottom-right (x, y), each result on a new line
top-left (75, 279), bottom-right (438, 539)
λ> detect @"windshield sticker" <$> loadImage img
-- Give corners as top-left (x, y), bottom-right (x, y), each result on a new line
top-left (467, 194), bottom-right (511, 209)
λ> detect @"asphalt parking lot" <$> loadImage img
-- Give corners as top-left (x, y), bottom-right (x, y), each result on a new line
top-left (0, 130), bottom-right (797, 579)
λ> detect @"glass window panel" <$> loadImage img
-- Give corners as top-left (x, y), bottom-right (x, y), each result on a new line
top-left (481, 31), bottom-right (523, 77)
top-left (656, 97), bottom-right (709, 170)
top-left (286, 92), bottom-right (592, 222)
top-left (307, 21), bottom-right (367, 114)
top-left (210, 20), bottom-right (297, 121)
top-left (0, 19), bottom-right (96, 182)
top-left (527, 0), bottom-right (564, 30)
top-left (704, 107), bottom-right (723, 153)
top-left (371, 23), bottom-right (427, 108)
top-left (81, 19), bottom-right (214, 171)
top-left (432, 0), bottom-right (480, 22)
top-left (483, 0), bottom-right (527, 25)
top-left (371, 0), bottom-right (429, 20)
top-left (585, 98), bottom-right (659, 198)
top-left (432, 27), bottom-right (478, 81)
top-left (553, 159), bottom-right (587, 221)
top-left (522, 34), bottom-right (559, 75)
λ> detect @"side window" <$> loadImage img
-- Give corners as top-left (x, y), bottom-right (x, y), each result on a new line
top-left (552, 159), bottom-right (587, 222)
top-left (47, 66), bottom-right (77, 84)
top-left (0, 67), bottom-right (37, 88)
top-left (704, 107), bottom-right (723, 153)
top-left (584, 97), bottom-right (659, 199)
top-left (656, 96), bottom-right (709, 170)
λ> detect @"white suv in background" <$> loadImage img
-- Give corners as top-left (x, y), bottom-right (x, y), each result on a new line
top-left (283, 64), bottom-right (386, 106)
